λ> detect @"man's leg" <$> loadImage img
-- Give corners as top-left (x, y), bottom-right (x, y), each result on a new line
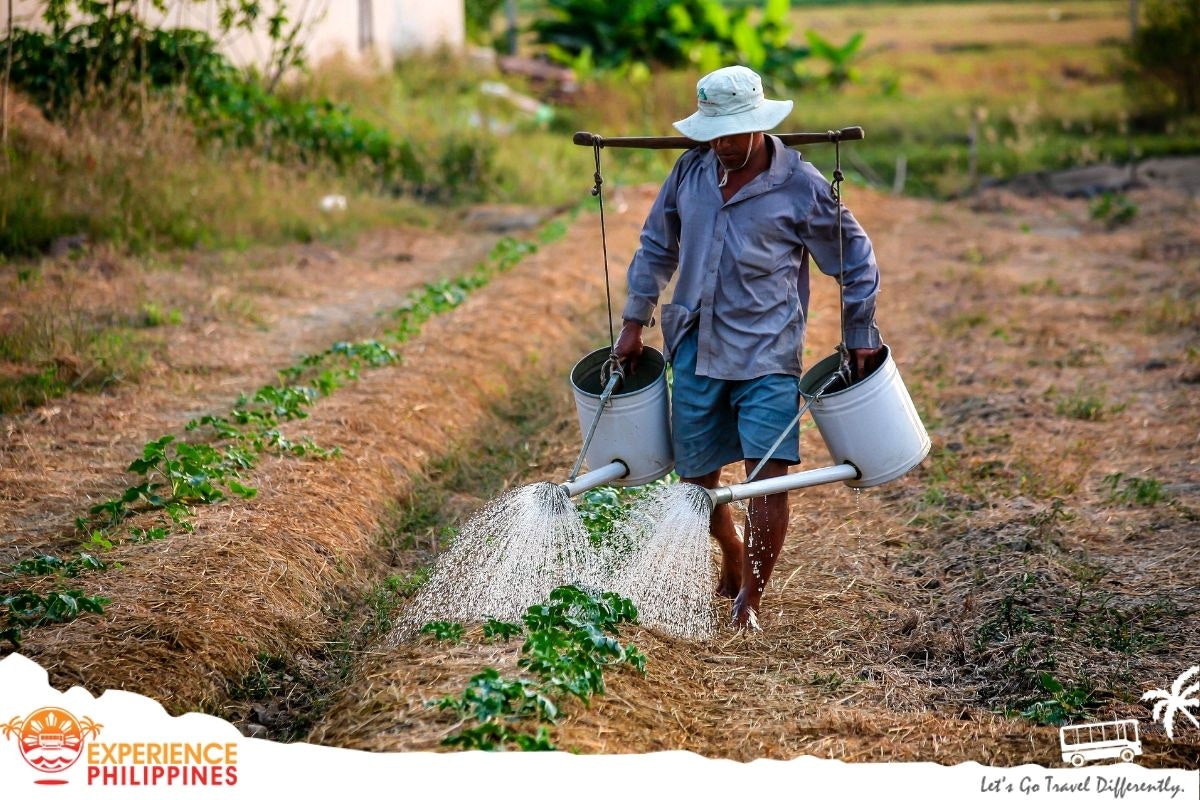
top-left (682, 468), bottom-right (742, 598)
top-left (732, 458), bottom-right (791, 628)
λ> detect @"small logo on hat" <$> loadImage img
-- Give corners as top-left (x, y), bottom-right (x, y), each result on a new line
top-left (698, 88), bottom-right (708, 101)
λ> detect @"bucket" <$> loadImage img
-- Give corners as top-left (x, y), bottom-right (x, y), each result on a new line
top-left (570, 347), bottom-right (673, 486)
top-left (798, 345), bottom-right (930, 488)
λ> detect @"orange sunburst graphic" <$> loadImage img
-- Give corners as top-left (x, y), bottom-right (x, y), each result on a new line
top-left (2, 707), bottom-right (102, 782)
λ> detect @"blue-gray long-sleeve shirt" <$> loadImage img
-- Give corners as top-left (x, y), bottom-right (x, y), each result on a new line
top-left (622, 134), bottom-right (882, 380)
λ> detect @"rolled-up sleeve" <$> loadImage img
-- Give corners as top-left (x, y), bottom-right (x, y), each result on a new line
top-left (799, 182), bottom-right (882, 350)
top-left (622, 157), bottom-right (685, 325)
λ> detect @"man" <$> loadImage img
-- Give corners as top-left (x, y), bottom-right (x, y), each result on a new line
top-left (613, 65), bottom-right (883, 631)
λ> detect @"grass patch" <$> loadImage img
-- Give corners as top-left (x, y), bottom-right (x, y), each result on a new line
top-left (0, 303), bottom-right (156, 414)
top-left (1, 100), bottom-right (413, 259)
top-left (1102, 472), bottom-right (1167, 506)
top-left (1053, 384), bottom-right (1123, 420)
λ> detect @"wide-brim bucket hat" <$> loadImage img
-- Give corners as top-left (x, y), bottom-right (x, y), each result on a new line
top-left (673, 65), bottom-right (793, 142)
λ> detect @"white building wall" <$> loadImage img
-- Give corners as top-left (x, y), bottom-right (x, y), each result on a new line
top-left (1, 0), bottom-right (464, 68)
top-left (392, 0), bottom-right (465, 55)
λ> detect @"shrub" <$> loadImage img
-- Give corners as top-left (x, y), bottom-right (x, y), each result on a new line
top-left (532, 0), bottom-right (813, 87)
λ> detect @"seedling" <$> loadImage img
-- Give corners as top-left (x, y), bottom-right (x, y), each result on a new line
top-left (482, 618), bottom-right (523, 642)
top-left (421, 621), bottom-right (466, 644)
top-left (433, 585), bottom-right (644, 752)
top-left (1013, 672), bottom-right (1100, 725)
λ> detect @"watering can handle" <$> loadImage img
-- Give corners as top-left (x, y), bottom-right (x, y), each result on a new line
top-left (599, 353), bottom-right (625, 389)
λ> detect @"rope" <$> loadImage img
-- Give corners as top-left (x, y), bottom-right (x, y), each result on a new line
top-left (833, 136), bottom-right (849, 375)
top-left (592, 141), bottom-right (616, 353)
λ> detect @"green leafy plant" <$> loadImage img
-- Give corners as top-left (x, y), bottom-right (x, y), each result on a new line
top-left (575, 473), bottom-right (677, 543)
top-left (1013, 672), bottom-right (1100, 725)
top-left (804, 29), bottom-right (865, 89)
top-left (482, 618), bottom-right (524, 642)
top-left (1089, 192), bottom-right (1138, 229)
top-left (433, 585), bottom-right (645, 751)
top-left (7, 553), bottom-right (108, 578)
top-left (421, 621), bottom-right (467, 644)
top-left (533, 0), bottom-right (816, 86)
top-left (1, 588), bottom-right (111, 647)
top-left (441, 719), bottom-right (556, 752)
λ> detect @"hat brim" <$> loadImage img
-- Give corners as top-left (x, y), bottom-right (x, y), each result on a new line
top-left (673, 98), bottom-right (793, 142)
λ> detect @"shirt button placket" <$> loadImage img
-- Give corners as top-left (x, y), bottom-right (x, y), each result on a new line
top-left (699, 214), bottom-right (725, 376)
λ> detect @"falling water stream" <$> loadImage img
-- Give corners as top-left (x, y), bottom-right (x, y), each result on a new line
top-left (398, 480), bottom-right (719, 641)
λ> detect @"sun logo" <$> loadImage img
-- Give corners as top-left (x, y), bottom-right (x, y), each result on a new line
top-left (2, 707), bottom-right (102, 782)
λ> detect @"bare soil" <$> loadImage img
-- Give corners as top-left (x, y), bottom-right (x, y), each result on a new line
top-left (2, 181), bottom-right (1197, 767)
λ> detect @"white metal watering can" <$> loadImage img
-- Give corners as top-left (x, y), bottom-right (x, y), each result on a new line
top-left (560, 344), bottom-right (930, 506)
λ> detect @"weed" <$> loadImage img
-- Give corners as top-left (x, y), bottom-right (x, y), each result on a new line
top-left (1088, 192), bottom-right (1138, 229)
top-left (1012, 672), bottom-right (1101, 725)
top-left (975, 572), bottom-right (1039, 650)
top-left (1143, 289), bottom-right (1200, 333)
top-left (943, 311), bottom-right (990, 337)
top-left (1102, 472), bottom-right (1167, 506)
top-left (808, 672), bottom-right (846, 694)
top-left (1054, 386), bottom-right (1109, 421)
top-left (140, 302), bottom-right (182, 327)
top-left (358, 577), bottom-right (411, 640)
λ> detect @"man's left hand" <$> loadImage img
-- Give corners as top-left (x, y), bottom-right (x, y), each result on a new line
top-left (849, 346), bottom-right (884, 382)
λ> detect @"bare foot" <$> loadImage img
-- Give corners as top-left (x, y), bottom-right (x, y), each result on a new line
top-left (731, 602), bottom-right (762, 632)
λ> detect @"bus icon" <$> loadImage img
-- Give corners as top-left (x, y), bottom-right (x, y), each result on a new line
top-left (1060, 720), bottom-right (1142, 766)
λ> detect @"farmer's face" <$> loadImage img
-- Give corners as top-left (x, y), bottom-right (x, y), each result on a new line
top-left (711, 132), bottom-right (757, 166)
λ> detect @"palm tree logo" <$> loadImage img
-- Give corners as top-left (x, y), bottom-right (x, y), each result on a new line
top-left (1142, 666), bottom-right (1200, 740)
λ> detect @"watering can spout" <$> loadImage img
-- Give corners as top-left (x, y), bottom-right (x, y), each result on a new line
top-left (705, 462), bottom-right (861, 507)
top-left (559, 460), bottom-right (630, 499)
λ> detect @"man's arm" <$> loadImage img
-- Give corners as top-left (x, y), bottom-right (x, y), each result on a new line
top-left (800, 181), bottom-right (883, 377)
top-left (616, 155), bottom-right (687, 369)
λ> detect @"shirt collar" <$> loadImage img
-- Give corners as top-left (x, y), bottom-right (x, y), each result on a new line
top-left (705, 134), bottom-right (793, 204)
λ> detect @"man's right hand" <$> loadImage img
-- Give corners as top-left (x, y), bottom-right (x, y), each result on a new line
top-left (614, 320), bottom-right (645, 374)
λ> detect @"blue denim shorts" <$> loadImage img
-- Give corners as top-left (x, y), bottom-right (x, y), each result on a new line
top-left (670, 329), bottom-right (801, 479)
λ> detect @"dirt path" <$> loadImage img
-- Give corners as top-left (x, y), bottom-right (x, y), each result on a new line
top-left (2, 181), bottom-right (1196, 766)
top-left (308, 186), bottom-right (1199, 767)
